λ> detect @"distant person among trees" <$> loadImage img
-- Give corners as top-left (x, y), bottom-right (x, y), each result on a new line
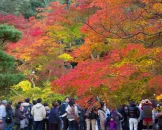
top-left (49, 102), bottom-right (61, 130)
top-left (31, 98), bottom-right (46, 130)
top-left (60, 97), bottom-right (70, 130)
top-left (85, 104), bottom-right (98, 130)
top-left (128, 102), bottom-right (140, 130)
top-left (66, 99), bottom-right (79, 130)
top-left (141, 99), bottom-right (154, 130)
top-left (22, 98), bottom-right (32, 130)
top-left (0, 100), bottom-right (7, 130)
top-left (15, 104), bottom-right (25, 130)
top-left (98, 103), bottom-right (106, 130)
top-left (43, 103), bottom-right (50, 130)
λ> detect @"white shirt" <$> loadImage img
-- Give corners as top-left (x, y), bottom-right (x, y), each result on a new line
top-left (0, 105), bottom-right (6, 120)
top-left (66, 105), bottom-right (78, 121)
top-left (98, 109), bottom-right (106, 121)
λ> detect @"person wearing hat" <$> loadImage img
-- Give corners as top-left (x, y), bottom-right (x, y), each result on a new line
top-left (0, 100), bottom-right (7, 129)
top-left (141, 99), bottom-right (154, 130)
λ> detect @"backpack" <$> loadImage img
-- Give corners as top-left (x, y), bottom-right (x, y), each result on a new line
top-left (60, 103), bottom-right (68, 115)
top-left (5, 111), bottom-right (12, 124)
top-left (23, 105), bottom-right (32, 119)
top-left (142, 105), bottom-right (152, 118)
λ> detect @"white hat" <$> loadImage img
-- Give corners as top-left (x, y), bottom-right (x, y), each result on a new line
top-left (2, 100), bottom-right (7, 104)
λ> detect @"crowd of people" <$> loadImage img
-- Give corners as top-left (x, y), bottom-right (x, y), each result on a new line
top-left (0, 97), bottom-right (162, 130)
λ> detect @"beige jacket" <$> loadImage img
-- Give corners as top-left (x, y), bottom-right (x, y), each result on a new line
top-left (31, 103), bottom-right (46, 121)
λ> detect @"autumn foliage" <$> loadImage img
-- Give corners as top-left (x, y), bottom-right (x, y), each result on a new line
top-left (1, 0), bottom-right (162, 105)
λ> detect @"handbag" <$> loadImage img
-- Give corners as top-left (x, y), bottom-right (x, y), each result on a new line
top-left (74, 115), bottom-right (79, 122)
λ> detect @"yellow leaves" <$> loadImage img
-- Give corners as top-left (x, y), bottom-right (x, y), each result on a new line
top-left (12, 80), bottom-right (31, 91)
top-left (157, 94), bottom-right (162, 100)
top-left (35, 65), bottom-right (43, 71)
top-left (58, 53), bottom-right (73, 61)
top-left (137, 59), bottom-right (155, 72)
top-left (153, 3), bottom-right (162, 12)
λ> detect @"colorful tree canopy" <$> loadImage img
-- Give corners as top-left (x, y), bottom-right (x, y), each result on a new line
top-left (0, 0), bottom-right (161, 105)
top-left (52, 44), bottom-right (162, 106)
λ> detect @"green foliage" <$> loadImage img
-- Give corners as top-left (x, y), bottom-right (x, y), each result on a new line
top-left (0, 49), bottom-right (24, 96)
top-left (0, 24), bottom-right (22, 45)
top-left (19, 0), bottom-right (45, 19)
top-left (9, 80), bottom-right (66, 105)
top-left (0, 0), bottom-right (69, 19)
top-left (0, 0), bottom-right (54, 19)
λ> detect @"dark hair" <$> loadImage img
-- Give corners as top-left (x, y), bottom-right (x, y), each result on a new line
top-left (69, 99), bottom-right (75, 107)
top-left (6, 104), bottom-right (12, 113)
top-left (44, 103), bottom-right (48, 106)
top-left (33, 100), bottom-right (37, 105)
top-left (52, 102), bottom-right (58, 108)
top-left (37, 98), bottom-right (42, 103)
top-left (57, 100), bottom-right (62, 105)
top-left (9, 102), bottom-right (12, 105)
top-left (65, 97), bottom-right (70, 101)
top-left (25, 98), bottom-right (30, 103)
top-left (100, 102), bottom-right (104, 108)
top-left (18, 101), bottom-right (23, 105)
top-left (16, 104), bottom-right (21, 110)
top-left (129, 101), bottom-right (135, 105)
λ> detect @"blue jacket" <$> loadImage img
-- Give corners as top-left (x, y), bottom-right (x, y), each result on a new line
top-left (49, 107), bottom-right (61, 124)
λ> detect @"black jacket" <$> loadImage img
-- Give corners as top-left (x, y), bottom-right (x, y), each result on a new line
top-left (128, 104), bottom-right (140, 119)
top-left (15, 109), bottom-right (24, 124)
top-left (49, 107), bottom-right (61, 124)
top-left (86, 108), bottom-right (98, 120)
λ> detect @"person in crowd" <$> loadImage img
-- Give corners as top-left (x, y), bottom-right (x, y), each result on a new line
top-left (43, 103), bottom-right (50, 130)
top-left (128, 102), bottom-right (140, 130)
top-left (57, 100), bottom-right (63, 130)
top-left (120, 104), bottom-right (129, 130)
top-left (110, 108), bottom-right (122, 130)
top-left (60, 97), bottom-right (70, 130)
top-left (108, 117), bottom-right (116, 130)
top-left (0, 101), bottom-right (4, 130)
top-left (49, 102), bottom-right (61, 130)
top-left (141, 99), bottom-right (154, 130)
top-left (15, 104), bottom-right (25, 130)
top-left (66, 99), bottom-right (79, 130)
top-left (57, 100), bottom-right (62, 116)
top-left (30, 100), bottom-right (37, 129)
top-left (105, 107), bottom-right (111, 122)
top-left (154, 104), bottom-right (162, 130)
top-left (5, 102), bottom-right (14, 130)
top-left (157, 104), bottom-right (162, 130)
top-left (0, 100), bottom-right (7, 129)
top-left (78, 105), bottom-right (86, 130)
top-left (85, 104), bottom-right (98, 130)
top-left (31, 98), bottom-right (46, 130)
top-left (138, 99), bottom-right (146, 130)
top-left (98, 103), bottom-right (106, 130)
top-left (22, 98), bottom-right (32, 130)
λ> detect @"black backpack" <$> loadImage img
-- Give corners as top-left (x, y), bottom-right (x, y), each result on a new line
top-left (5, 111), bottom-right (12, 124)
